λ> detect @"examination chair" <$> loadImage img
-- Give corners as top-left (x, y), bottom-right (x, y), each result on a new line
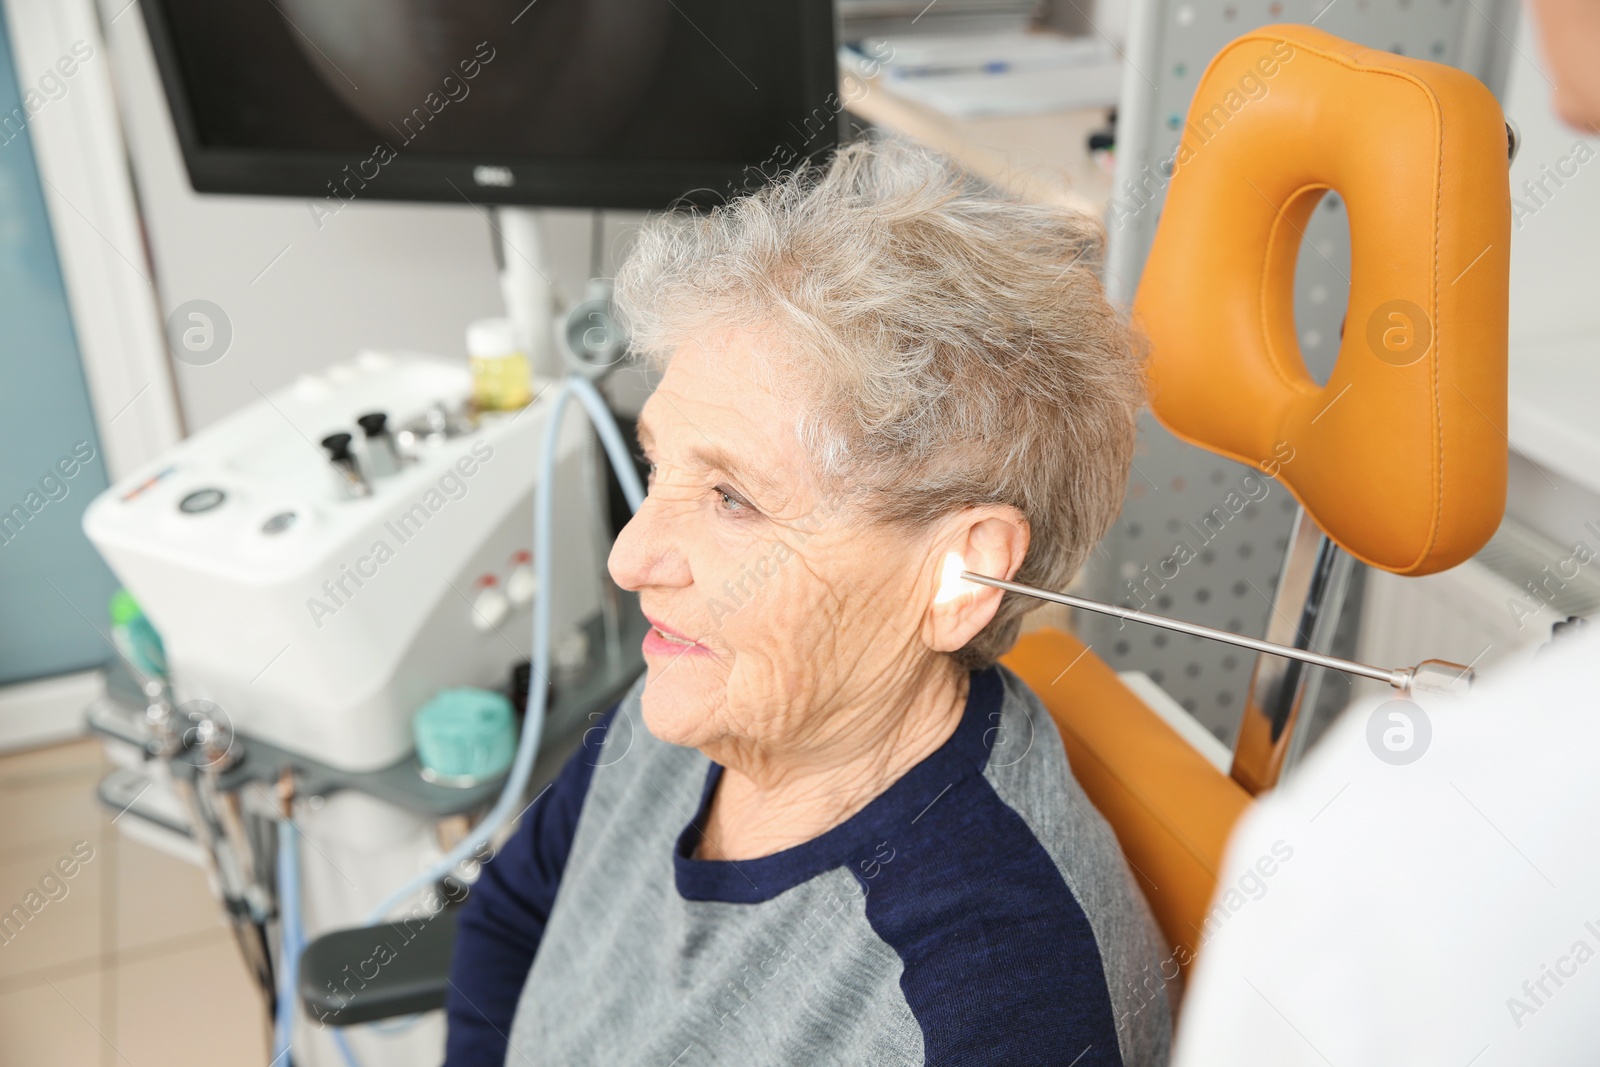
top-left (1001, 22), bottom-right (1510, 994)
top-left (299, 22), bottom-right (1511, 1032)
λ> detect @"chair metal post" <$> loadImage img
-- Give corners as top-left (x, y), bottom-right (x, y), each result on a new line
top-left (1229, 508), bottom-right (1355, 795)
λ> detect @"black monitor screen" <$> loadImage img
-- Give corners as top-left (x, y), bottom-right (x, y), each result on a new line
top-left (142, 0), bottom-right (840, 209)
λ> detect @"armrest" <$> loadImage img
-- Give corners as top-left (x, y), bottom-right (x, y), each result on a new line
top-left (298, 905), bottom-right (459, 1026)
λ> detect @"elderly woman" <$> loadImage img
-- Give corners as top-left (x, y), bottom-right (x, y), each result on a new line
top-left (445, 137), bottom-right (1170, 1066)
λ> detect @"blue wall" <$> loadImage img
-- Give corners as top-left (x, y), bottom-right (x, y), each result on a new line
top-left (0, 10), bottom-right (119, 686)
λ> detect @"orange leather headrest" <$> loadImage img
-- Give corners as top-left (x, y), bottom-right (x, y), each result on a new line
top-left (1135, 25), bottom-right (1510, 576)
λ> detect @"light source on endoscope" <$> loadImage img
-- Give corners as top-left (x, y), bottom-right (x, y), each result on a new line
top-left (935, 551), bottom-right (971, 604)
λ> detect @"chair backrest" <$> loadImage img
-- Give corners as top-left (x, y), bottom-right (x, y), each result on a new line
top-left (1002, 25), bottom-right (1511, 988)
top-left (1136, 24), bottom-right (1511, 576)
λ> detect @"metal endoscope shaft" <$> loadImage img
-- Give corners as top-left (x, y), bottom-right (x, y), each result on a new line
top-left (962, 571), bottom-right (1412, 689)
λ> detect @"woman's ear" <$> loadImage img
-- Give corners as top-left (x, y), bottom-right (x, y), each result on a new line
top-left (922, 507), bottom-right (1030, 656)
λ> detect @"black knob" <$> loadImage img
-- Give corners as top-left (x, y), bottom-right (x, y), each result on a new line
top-left (357, 412), bottom-right (388, 437)
top-left (321, 432), bottom-right (353, 461)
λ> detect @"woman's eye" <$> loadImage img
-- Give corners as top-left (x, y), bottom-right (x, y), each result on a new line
top-left (716, 487), bottom-right (747, 513)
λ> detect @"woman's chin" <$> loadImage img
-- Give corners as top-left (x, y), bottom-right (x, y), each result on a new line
top-left (638, 668), bottom-right (718, 748)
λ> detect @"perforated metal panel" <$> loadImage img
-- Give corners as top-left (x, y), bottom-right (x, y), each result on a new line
top-left (1083, 0), bottom-right (1516, 749)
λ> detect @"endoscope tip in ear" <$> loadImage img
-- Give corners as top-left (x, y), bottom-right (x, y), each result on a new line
top-left (935, 551), bottom-right (974, 604)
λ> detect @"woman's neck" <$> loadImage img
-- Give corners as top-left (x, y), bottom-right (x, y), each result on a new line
top-left (692, 657), bottom-right (970, 862)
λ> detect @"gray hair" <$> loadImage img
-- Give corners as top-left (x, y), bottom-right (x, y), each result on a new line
top-left (613, 135), bottom-right (1144, 669)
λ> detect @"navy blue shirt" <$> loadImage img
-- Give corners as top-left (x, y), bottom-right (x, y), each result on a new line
top-left (445, 667), bottom-right (1171, 1065)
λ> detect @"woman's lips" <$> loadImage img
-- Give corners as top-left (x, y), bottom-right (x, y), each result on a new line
top-left (642, 614), bottom-right (711, 657)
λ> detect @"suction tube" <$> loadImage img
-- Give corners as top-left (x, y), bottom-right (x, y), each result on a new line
top-left (366, 375), bottom-right (644, 924)
top-left (273, 820), bottom-right (302, 1063)
top-left (278, 817), bottom-right (365, 1067)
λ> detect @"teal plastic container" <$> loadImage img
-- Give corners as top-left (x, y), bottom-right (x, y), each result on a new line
top-left (413, 687), bottom-right (518, 787)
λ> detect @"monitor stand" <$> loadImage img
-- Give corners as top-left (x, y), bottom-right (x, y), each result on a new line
top-left (495, 206), bottom-right (562, 382)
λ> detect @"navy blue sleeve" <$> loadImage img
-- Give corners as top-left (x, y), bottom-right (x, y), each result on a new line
top-left (856, 772), bottom-right (1126, 1066)
top-left (443, 705), bottom-right (617, 1066)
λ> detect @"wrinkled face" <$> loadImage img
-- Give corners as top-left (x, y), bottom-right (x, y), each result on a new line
top-left (607, 327), bottom-right (944, 753)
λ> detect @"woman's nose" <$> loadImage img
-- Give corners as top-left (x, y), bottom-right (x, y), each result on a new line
top-left (607, 496), bottom-right (688, 593)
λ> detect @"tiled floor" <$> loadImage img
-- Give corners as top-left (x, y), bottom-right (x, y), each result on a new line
top-left (0, 736), bottom-right (268, 1066)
